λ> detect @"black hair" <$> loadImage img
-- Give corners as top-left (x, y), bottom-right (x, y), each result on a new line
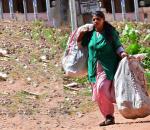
top-left (92, 11), bottom-right (117, 35)
top-left (92, 11), bottom-right (105, 20)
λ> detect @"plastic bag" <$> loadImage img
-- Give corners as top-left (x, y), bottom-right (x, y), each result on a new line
top-left (114, 56), bottom-right (150, 119)
top-left (62, 29), bottom-right (88, 77)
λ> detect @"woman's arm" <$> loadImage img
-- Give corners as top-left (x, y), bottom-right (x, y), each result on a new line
top-left (77, 31), bottom-right (86, 43)
top-left (116, 46), bottom-right (128, 58)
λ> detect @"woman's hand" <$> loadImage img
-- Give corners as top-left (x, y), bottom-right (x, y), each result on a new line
top-left (120, 52), bottom-right (128, 58)
top-left (80, 26), bottom-right (89, 33)
top-left (77, 27), bottom-right (89, 40)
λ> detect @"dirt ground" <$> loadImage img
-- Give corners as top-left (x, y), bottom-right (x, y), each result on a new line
top-left (0, 80), bottom-right (150, 130)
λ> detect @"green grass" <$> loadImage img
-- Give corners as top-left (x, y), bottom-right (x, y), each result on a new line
top-left (145, 72), bottom-right (150, 90)
top-left (77, 86), bottom-right (92, 97)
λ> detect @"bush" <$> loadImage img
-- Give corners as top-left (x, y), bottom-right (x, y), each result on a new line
top-left (142, 53), bottom-right (150, 70)
top-left (126, 43), bottom-right (141, 55)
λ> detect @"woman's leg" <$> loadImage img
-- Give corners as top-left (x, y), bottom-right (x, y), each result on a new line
top-left (92, 63), bottom-right (115, 117)
top-left (92, 79), bottom-right (114, 117)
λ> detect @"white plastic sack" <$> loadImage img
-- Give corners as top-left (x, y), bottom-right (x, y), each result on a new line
top-left (114, 56), bottom-right (150, 119)
top-left (62, 24), bottom-right (93, 77)
top-left (62, 46), bottom-right (88, 77)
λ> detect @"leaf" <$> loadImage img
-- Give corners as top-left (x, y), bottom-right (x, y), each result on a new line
top-left (144, 34), bottom-right (150, 41)
top-left (126, 43), bottom-right (141, 54)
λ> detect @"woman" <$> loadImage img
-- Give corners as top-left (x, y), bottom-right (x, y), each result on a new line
top-left (77, 11), bottom-right (128, 126)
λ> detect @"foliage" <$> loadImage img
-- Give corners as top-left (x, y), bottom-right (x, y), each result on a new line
top-left (120, 24), bottom-right (142, 55)
top-left (31, 21), bottom-right (69, 50)
top-left (57, 34), bottom-right (69, 50)
top-left (74, 77), bottom-right (88, 85)
top-left (144, 33), bottom-right (150, 42)
top-left (139, 46), bottom-right (150, 54)
top-left (142, 53), bottom-right (150, 70)
top-left (126, 43), bottom-right (141, 55)
top-left (121, 24), bottom-right (139, 45)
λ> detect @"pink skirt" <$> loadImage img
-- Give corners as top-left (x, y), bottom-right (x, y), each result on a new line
top-left (91, 63), bottom-right (116, 117)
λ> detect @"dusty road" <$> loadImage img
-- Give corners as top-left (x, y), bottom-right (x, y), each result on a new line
top-left (0, 105), bottom-right (150, 130)
top-left (0, 81), bottom-right (150, 130)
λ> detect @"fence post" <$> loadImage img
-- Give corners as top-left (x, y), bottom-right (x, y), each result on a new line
top-left (69, 0), bottom-right (77, 31)
top-left (0, 0), bottom-right (3, 19)
top-left (9, 0), bottom-right (15, 19)
top-left (111, 0), bottom-right (116, 21)
top-left (33, 0), bottom-right (38, 20)
top-left (46, 0), bottom-right (51, 21)
top-left (121, 0), bottom-right (126, 21)
top-left (134, 0), bottom-right (140, 21)
top-left (23, 0), bottom-right (28, 20)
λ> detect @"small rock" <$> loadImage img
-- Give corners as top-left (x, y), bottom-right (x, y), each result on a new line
top-left (36, 121), bottom-right (41, 124)
top-left (31, 82), bottom-right (39, 87)
top-left (42, 63), bottom-right (47, 67)
top-left (0, 72), bottom-right (8, 81)
top-left (27, 77), bottom-right (32, 82)
top-left (76, 112), bottom-right (84, 118)
top-left (15, 58), bottom-right (19, 62)
top-left (40, 55), bottom-right (49, 62)
top-left (23, 64), bottom-right (28, 69)
top-left (64, 82), bottom-right (78, 88)
top-left (0, 48), bottom-right (8, 57)
top-left (65, 98), bottom-right (70, 101)
top-left (44, 69), bottom-right (48, 73)
top-left (55, 64), bottom-right (59, 67)
top-left (8, 79), bottom-right (15, 84)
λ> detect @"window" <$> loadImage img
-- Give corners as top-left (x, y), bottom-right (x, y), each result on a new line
top-left (139, 0), bottom-right (150, 7)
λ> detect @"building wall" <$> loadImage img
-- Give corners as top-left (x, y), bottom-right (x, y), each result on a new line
top-left (102, 0), bottom-right (134, 13)
top-left (2, 0), bottom-right (46, 13)
top-left (1, 0), bottom-right (150, 24)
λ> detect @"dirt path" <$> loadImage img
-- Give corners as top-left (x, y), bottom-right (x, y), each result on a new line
top-left (0, 105), bottom-right (150, 130)
top-left (0, 80), bottom-right (150, 130)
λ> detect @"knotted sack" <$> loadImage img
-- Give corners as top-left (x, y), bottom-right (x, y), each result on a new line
top-left (114, 56), bottom-right (150, 119)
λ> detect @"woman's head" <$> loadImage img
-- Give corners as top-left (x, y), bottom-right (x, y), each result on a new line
top-left (92, 11), bottom-right (105, 31)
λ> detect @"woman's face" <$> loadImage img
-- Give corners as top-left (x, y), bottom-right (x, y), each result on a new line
top-left (92, 15), bottom-right (104, 30)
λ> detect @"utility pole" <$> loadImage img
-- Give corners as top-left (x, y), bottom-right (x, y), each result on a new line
top-left (0, 0), bottom-right (3, 19)
top-left (33, 0), bottom-right (38, 20)
top-left (46, 0), bottom-right (51, 21)
top-left (134, 0), bottom-right (140, 21)
top-left (9, 0), bottom-right (15, 19)
top-left (121, 0), bottom-right (126, 21)
top-left (23, 0), bottom-right (28, 20)
top-left (111, 0), bottom-right (116, 21)
top-left (69, 0), bottom-right (77, 31)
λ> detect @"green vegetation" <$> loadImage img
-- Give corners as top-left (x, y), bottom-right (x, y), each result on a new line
top-left (31, 21), bottom-right (69, 50)
top-left (142, 53), bottom-right (150, 70)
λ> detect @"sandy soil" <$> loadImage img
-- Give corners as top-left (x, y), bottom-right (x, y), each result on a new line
top-left (0, 80), bottom-right (150, 130)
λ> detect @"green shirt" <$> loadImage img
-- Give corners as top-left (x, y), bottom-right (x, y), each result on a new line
top-left (82, 28), bottom-right (122, 83)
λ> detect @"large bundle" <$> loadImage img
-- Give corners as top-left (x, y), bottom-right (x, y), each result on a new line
top-left (62, 24), bottom-right (93, 77)
top-left (114, 56), bottom-right (150, 119)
